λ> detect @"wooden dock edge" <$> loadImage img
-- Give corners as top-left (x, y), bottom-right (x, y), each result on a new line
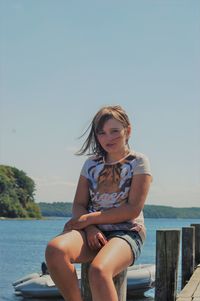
top-left (176, 265), bottom-right (200, 301)
top-left (155, 224), bottom-right (200, 301)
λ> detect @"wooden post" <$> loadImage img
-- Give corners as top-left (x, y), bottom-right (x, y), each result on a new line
top-left (191, 224), bottom-right (200, 267)
top-left (181, 226), bottom-right (195, 289)
top-left (81, 263), bottom-right (92, 301)
top-left (81, 263), bottom-right (127, 301)
top-left (155, 229), bottom-right (180, 301)
top-left (113, 269), bottom-right (127, 301)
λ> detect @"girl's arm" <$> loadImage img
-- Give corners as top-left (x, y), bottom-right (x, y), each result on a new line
top-left (72, 175), bottom-right (90, 218)
top-left (63, 175), bottom-right (108, 248)
top-left (89, 174), bottom-right (152, 224)
top-left (63, 175), bottom-right (89, 231)
top-left (66, 174), bottom-right (152, 230)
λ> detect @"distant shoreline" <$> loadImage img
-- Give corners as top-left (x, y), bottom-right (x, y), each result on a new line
top-left (1, 203), bottom-right (200, 219)
top-left (38, 203), bottom-right (200, 219)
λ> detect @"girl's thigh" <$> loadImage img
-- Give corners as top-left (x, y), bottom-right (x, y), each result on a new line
top-left (47, 230), bottom-right (97, 263)
top-left (91, 237), bottom-right (133, 277)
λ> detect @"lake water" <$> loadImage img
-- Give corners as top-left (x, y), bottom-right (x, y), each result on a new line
top-left (0, 217), bottom-right (199, 301)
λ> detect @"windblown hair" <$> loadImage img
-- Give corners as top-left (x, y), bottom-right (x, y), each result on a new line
top-left (76, 105), bottom-right (131, 156)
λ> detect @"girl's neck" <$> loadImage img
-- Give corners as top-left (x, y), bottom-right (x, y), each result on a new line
top-left (105, 148), bottom-right (130, 164)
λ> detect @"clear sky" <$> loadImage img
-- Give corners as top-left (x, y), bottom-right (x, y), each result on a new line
top-left (1, 1), bottom-right (200, 207)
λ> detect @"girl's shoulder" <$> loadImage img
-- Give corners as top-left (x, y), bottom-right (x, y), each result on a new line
top-left (84, 154), bottom-right (103, 164)
top-left (81, 155), bottom-right (104, 177)
top-left (125, 150), bottom-right (149, 162)
top-left (128, 150), bottom-right (152, 176)
top-left (130, 150), bottom-right (149, 160)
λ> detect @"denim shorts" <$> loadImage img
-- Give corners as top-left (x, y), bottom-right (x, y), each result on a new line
top-left (102, 230), bottom-right (143, 266)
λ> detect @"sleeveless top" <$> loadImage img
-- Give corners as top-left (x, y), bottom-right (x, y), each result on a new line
top-left (80, 151), bottom-right (152, 242)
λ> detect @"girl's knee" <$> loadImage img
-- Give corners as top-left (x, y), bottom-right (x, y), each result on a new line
top-left (89, 262), bottom-right (110, 284)
top-left (45, 240), bottom-right (58, 264)
top-left (45, 238), bottom-right (68, 266)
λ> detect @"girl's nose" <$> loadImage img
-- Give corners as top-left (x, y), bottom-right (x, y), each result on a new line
top-left (106, 133), bottom-right (115, 140)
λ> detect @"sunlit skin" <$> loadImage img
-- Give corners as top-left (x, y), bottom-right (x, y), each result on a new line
top-left (45, 116), bottom-right (152, 301)
top-left (96, 118), bottom-right (131, 163)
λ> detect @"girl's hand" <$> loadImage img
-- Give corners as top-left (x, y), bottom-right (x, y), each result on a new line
top-left (85, 225), bottom-right (107, 250)
top-left (64, 214), bottom-right (91, 231)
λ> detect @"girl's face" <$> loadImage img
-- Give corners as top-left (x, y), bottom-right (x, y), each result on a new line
top-left (96, 118), bottom-right (131, 155)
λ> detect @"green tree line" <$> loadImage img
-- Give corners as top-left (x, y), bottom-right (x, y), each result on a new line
top-left (143, 205), bottom-right (200, 218)
top-left (39, 202), bottom-right (72, 217)
top-left (0, 165), bottom-right (41, 218)
top-left (38, 202), bottom-right (200, 219)
top-left (1, 165), bottom-right (199, 219)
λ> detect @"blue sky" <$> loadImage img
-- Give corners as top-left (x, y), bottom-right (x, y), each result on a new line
top-left (1, 1), bottom-right (200, 207)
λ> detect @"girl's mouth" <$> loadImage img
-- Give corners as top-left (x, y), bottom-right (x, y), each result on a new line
top-left (106, 143), bottom-right (116, 148)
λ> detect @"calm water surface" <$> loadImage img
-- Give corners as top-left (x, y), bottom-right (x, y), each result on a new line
top-left (0, 217), bottom-right (199, 301)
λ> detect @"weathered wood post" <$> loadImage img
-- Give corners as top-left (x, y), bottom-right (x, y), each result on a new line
top-left (113, 269), bottom-right (127, 301)
top-left (181, 226), bottom-right (195, 288)
top-left (81, 263), bottom-right (92, 301)
top-left (81, 263), bottom-right (127, 301)
top-left (155, 229), bottom-right (180, 301)
top-left (191, 224), bottom-right (200, 267)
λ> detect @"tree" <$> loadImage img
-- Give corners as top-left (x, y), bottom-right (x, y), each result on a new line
top-left (0, 165), bottom-right (41, 218)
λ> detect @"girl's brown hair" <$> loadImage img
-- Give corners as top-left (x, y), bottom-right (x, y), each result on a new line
top-left (76, 105), bottom-right (131, 156)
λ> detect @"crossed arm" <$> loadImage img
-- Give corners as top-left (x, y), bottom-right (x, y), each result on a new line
top-left (64, 173), bottom-right (152, 231)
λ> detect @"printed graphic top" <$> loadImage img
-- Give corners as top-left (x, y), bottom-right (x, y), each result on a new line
top-left (81, 151), bottom-right (152, 242)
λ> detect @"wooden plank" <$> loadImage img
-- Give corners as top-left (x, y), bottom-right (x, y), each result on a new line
top-left (113, 269), bottom-right (127, 301)
top-left (176, 298), bottom-right (192, 301)
top-left (155, 229), bottom-right (180, 301)
top-left (193, 298), bottom-right (200, 301)
top-left (81, 263), bottom-right (92, 301)
top-left (193, 281), bottom-right (200, 297)
top-left (191, 224), bottom-right (200, 267)
top-left (178, 278), bottom-right (199, 297)
top-left (178, 267), bottom-right (200, 298)
top-left (181, 227), bottom-right (195, 288)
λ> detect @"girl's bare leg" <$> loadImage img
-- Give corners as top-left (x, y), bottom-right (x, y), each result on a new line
top-left (89, 237), bottom-right (134, 301)
top-left (45, 230), bottom-right (96, 301)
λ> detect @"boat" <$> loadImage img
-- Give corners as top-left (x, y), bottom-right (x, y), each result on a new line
top-left (13, 262), bottom-right (155, 298)
top-left (127, 264), bottom-right (155, 297)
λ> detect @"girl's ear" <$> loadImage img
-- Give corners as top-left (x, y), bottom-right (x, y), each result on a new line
top-left (125, 125), bottom-right (131, 144)
top-left (126, 125), bottom-right (131, 138)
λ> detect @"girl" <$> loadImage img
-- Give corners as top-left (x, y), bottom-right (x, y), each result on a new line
top-left (45, 105), bottom-right (152, 301)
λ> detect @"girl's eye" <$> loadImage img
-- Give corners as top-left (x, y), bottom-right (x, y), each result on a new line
top-left (111, 129), bottom-right (119, 134)
top-left (97, 129), bottom-right (121, 136)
